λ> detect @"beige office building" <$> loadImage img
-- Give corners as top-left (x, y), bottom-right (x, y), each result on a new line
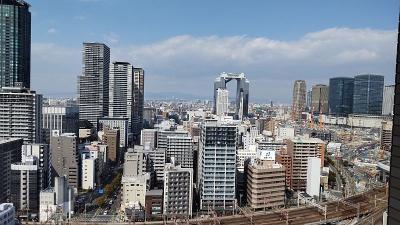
top-left (246, 159), bottom-right (285, 210)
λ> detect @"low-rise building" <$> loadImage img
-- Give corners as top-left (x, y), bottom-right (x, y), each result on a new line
top-left (145, 189), bottom-right (163, 221)
top-left (121, 174), bottom-right (150, 212)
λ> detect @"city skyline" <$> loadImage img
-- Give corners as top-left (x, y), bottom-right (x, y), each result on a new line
top-left (29, 0), bottom-right (398, 103)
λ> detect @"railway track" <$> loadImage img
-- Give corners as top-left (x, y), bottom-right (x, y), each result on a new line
top-left (27, 186), bottom-right (387, 225)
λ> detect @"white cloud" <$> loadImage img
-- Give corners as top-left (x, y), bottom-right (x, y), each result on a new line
top-left (47, 28), bottom-right (57, 34)
top-left (31, 27), bottom-right (397, 102)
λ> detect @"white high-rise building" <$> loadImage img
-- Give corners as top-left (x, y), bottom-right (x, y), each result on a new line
top-left (109, 62), bottom-right (144, 135)
top-left (216, 88), bottom-right (229, 116)
top-left (0, 86), bottom-right (42, 143)
top-left (382, 85), bottom-right (395, 115)
top-left (306, 157), bottom-right (321, 198)
top-left (81, 155), bottom-right (96, 190)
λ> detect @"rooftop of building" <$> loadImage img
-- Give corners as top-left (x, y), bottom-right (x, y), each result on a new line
top-left (289, 137), bottom-right (325, 144)
top-left (146, 189), bottom-right (163, 196)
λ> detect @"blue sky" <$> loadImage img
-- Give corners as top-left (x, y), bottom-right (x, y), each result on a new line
top-left (29, 0), bottom-right (399, 103)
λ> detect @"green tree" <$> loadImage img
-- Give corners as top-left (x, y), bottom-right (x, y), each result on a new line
top-left (95, 197), bottom-right (106, 207)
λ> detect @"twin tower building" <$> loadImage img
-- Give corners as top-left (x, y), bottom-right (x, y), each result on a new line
top-left (78, 43), bottom-right (144, 136)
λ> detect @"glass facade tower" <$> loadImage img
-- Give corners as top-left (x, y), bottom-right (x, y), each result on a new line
top-left (0, 0), bottom-right (31, 88)
top-left (328, 77), bottom-right (354, 116)
top-left (352, 74), bottom-right (384, 115)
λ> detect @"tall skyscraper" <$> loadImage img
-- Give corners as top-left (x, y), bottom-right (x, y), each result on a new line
top-left (216, 88), bottom-right (229, 116)
top-left (109, 62), bottom-right (145, 136)
top-left (311, 84), bottom-right (329, 114)
top-left (382, 85), bottom-right (395, 116)
top-left (388, 19), bottom-right (400, 225)
top-left (352, 74), bottom-right (384, 115)
top-left (328, 77), bottom-right (354, 116)
top-left (78, 43), bottom-right (110, 129)
top-left (292, 80), bottom-right (306, 121)
top-left (198, 119), bottom-right (237, 212)
top-left (109, 62), bottom-right (132, 126)
top-left (0, 0), bottom-right (31, 88)
top-left (214, 73), bottom-right (249, 119)
top-left (132, 67), bottom-right (145, 136)
top-left (0, 85), bottom-right (42, 143)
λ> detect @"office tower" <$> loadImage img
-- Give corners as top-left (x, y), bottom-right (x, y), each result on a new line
top-left (124, 149), bottom-right (146, 177)
top-left (306, 157), bottom-right (320, 198)
top-left (246, 152), bottom-right (285, 210)
top-left (0, 86), bottom-right (42, 143)
top-left (42, 104), bottom-right (79, 142)
top-left (0, 138), bottom-right (23, 203)
top-left (141, 129), bottom-right (157, 149)
top-left (292, 80), bottom-right (306, 121)
top-left (276, 147), bottom-right (293, 189)
top-left (214, 72), bottom-right (249, 119)
top-left (78, 43), bottom-right (110, 129)
top-left (145, 190), bottom-right (163, 221)
top-left (22, 144), bottom-right (50, 190)
top-left (0, 0), bottom-right (31, 89)
top-left (50, 131), bottom-right (78, 190)
top-left (98, 117), bottom-right (129, 147)
top-left (198, 119), bottom-right (237, 212)
top-left (353, 74), bottom-right (384, 115)
top-left (166, 135), bottom-right (193, 168)
top-left (287, 137), bottom-right (325, 191)
top-left (163, 163), bottom-right (193, 218)
top-left (0, 203), bottom-right (15, 225)
top-left (216, 88), bottom-right (229, 116)
top-left (102, 127), bottom-right (120, 162)
top-left (328, 77), bottom-right (354, 116)
top-left (10, 156), bottom-right (39, 214)
top-left (311, 84), bottom-right (329, 114)
top-left (382, 85), bottom-right (395, 115)
top-left (132, 67), bottom-right (145, 136)
top-left (306, 89), bottom-right (312, 111)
